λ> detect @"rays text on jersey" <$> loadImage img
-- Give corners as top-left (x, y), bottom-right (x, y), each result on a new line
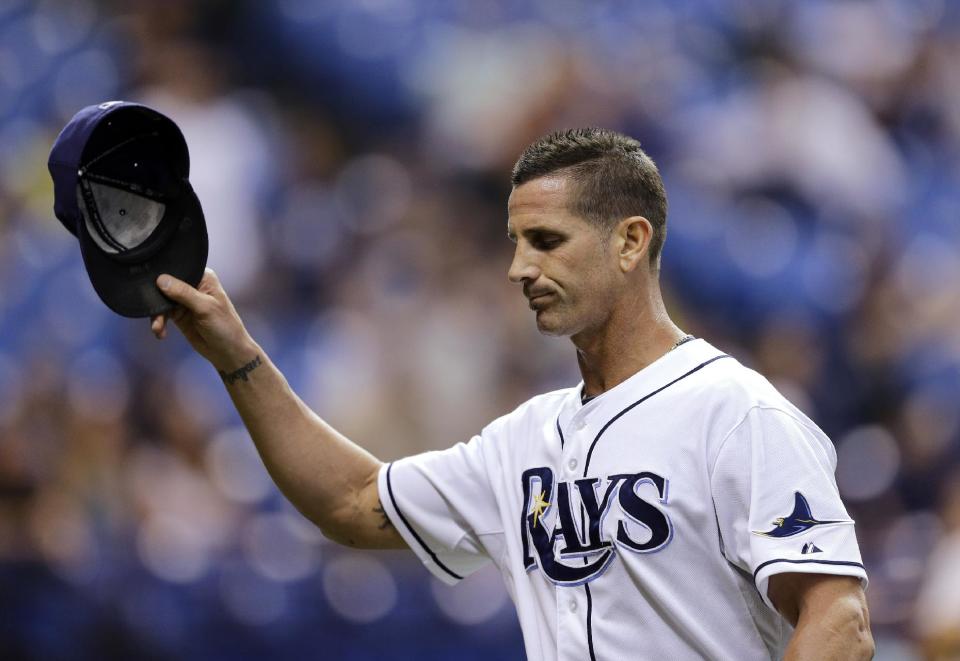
top-left (520, 467), bottom-right (673, 586)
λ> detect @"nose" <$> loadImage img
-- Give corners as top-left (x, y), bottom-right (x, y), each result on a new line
top-left (508, 243), bottom-right (540, 284)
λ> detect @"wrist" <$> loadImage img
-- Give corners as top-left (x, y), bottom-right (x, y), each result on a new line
top-left (218, 354), bottom-right (264, 386)
top-left (211, 338), bottom-right (261, 375)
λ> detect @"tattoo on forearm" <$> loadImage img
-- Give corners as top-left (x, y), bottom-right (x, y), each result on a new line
top-left (218, 355), bottom-right (263, 385)
top-left (373, 500), bottom-right (394, 531)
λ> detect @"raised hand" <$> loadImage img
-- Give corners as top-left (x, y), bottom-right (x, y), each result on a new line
top-left (150, 267), bottom-right (256, 372)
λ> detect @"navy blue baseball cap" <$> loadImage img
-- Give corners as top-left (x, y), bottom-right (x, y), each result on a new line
top-left (48, 101), bottom-right (208, 318)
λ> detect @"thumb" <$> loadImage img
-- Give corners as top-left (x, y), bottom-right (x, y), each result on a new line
top-left (156, 274), bottom-right (212, 312)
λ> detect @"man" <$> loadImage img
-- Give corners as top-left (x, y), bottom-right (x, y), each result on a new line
top-left (151, 128), bottom-right (874, 660)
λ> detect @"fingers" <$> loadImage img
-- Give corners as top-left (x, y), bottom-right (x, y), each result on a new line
top-left (151, 314), bottom-right (167, 339)
top-left (168, 305), bottom-right (191, 332)
top-left (151, 268), bottom-right (248, 366)
top-left (198, 267), bottom-right (228, 301)
top-left (156, 273), bottom-right (214, 312)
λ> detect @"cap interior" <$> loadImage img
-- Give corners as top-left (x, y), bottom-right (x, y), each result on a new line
top-left (77, 180), bottom-right (166, 255)
top-left (77, 128), bottom-right (182, 261)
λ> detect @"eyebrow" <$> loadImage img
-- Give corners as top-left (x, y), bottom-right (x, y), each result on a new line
top-left (507, 225), bottom-right (564, 240)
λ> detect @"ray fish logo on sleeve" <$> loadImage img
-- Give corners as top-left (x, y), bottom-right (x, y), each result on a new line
top-left (753, 491), bottom-right (852, 538)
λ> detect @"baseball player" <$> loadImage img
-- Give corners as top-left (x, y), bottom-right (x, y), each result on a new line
top-left (151, 128), bottom-right (873, 660)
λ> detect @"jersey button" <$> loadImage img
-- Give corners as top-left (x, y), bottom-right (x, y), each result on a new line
top-left (569, 600), bottom-right (578, 612)
top-left (573, 419), bottom-right (586, 431)
top-left (567, 458), bottom-right (578, 471)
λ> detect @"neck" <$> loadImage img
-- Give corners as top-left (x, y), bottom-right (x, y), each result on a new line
top-left (573, 283), bottom-right (686, 399)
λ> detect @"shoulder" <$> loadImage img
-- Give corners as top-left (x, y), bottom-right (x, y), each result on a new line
top-left (488, 386), bottom-right (574, 428)
top-left (686, 345), bottom-right (830, 451)
top-left (692, 348), bottom-right (812, 425)
top-left (480, 386), bottom-right (574, 440)
top-left (695, 352), bottom-right (836, 466)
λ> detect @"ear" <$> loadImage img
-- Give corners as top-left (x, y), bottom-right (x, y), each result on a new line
top-left (615, 216), bottom-right (652, 273)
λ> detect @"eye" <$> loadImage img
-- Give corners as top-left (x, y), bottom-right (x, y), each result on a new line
top-left (532, 234), bottom-right (563, 250)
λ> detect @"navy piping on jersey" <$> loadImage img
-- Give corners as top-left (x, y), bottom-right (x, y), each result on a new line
top-left (562, 351), bottom-right (730, 658)
top-left (579, 486), bottom-right (595, 660)
top-left (752, 558), bottom-right (866, 581)
top-left (385, 463), bottom-right (464, 581)
top-left (585, 583), bottom-right (597, 661)
top-left (582, 354), bottom-right (732, 477)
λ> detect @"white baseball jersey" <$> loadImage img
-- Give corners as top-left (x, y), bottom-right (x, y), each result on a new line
top-left (377, 338), bottom-right (866, 660)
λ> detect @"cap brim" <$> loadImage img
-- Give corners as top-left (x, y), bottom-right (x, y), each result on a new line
top-left (79, 187), bottom-right (208, 318)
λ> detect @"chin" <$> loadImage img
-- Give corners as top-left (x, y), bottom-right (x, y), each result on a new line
top-left (536, 324), bottom-right (567, 337)
top-left (534, 311), bottom-right (576, 337)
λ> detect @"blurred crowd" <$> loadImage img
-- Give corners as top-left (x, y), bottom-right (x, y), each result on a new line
top-left (1, 0), bottom-right (959, 658)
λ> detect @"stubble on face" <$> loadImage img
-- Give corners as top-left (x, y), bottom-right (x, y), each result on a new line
top-left (507, 177), bottom-right (619, 338)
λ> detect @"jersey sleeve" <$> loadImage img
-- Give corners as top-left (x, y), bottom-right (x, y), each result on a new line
top-left (377, 433), bottom-right (500, 585)
top-left (710, 405), bottom-right (867, 611)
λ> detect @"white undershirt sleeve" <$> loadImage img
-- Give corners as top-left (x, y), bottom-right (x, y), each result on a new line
top-left (710, 405), bottom-right (867, 611)
top-left (377, 433), bottom-right (501, 584)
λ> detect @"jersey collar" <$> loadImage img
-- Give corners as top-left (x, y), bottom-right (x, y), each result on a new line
top-left (569, 338), bottom-right (728, 418)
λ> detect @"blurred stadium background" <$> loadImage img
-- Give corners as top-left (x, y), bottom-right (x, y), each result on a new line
top-left (1, 0), bottom-right (958, 658)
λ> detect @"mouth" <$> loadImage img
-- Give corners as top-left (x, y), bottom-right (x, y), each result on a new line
top-left (527, 292), bottom-right (555, 310)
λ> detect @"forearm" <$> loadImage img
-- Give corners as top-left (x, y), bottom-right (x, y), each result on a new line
top-left (152, 270), bottom-right (404, 549)
top-left (219, 341), bottom-right (394, 548)
top-left (784, 592), bottom-right (874, 661)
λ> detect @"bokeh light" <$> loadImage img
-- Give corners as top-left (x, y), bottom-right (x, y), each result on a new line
top-left (323, 554), bottom-right (398, 624)
top-left (430, 564), bottom-right (509, 626)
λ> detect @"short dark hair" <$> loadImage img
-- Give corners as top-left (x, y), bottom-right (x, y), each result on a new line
top-left (511, 128), bottom-right (668, 268)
